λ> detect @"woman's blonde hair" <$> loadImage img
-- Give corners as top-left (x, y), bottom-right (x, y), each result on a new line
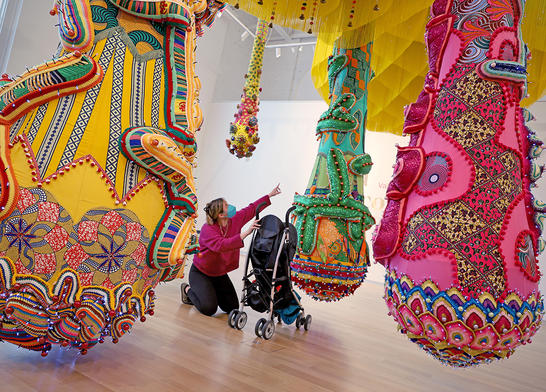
top-left (204, 198), bottom-right (225, 225)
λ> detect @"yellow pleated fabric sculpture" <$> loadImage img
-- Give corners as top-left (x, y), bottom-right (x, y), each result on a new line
top-left (226, 0), bottom-right (546, 134)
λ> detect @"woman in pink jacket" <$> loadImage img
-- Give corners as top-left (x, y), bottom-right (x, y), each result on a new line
top-left (181, 184), bottom-right (281, 316)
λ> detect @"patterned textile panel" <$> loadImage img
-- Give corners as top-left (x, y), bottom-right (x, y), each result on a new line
top-left (372, 0), bottom-right (544, 366)
top-left (12, 29), bottom-right (167, 205)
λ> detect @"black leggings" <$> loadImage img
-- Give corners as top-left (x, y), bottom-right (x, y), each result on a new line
top-left (187, 264), bottom-right (239, 316)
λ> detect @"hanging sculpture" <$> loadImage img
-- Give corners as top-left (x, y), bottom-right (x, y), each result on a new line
top-left (227, 19), bottom-right (269, 158)
top-left (372, 0), bottom-right (544, 366)
top-left (291, 44), bottom-right (375, 302)
top-left (0, 0), bottom-right (224, 355)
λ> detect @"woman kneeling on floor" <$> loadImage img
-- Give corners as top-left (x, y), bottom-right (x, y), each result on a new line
top-left (181, 184), bottom-right (281, 316)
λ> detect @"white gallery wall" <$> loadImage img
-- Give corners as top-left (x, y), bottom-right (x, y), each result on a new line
top-left (3, 0), bottom-right (58, 75)
top-left (3, 3), bottom-right (545, 293)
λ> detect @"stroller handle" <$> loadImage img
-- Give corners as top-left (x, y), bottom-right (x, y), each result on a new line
top-left (255, 202), bottom-right (268, 219)
top-left (285, 206), bottom-right (296, 227)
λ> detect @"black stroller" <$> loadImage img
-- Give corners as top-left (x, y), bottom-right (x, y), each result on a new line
top-left (227, 205), bottom-right (312, 339)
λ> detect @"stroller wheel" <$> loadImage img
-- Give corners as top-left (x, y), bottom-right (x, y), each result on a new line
top-left (304, 314), bottom-right (312, 331)
top-left (295, 313), bottom-right (305, 329)
top-left (228, 309), bottom-right (238, 328)
top-left (261, 320), bottom-right (275, 340)
top-left (255, 318), bottom-right (266, 337)
top-left (234, 311), bottom-right (248, 330)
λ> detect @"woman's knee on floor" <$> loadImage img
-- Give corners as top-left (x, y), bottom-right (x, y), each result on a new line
top-left (199, 303), bottom-right (218, 316)
top-left (194, 298), bottom-right (218, 316)
top-left (218, 297), bottom-right (238, 314)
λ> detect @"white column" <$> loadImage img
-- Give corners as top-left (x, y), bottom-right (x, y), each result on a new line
top-left (0, 0), bottom-right (23, 74)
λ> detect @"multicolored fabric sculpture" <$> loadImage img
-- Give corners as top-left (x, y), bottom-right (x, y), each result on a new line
top-left (0, 0), bottom-right (224, 355)
top-left (291, 45), bottom-right (375, 302)
top-left (372, 0), bottom-right (544, 366)
top-left (226, 19), bottom-right (268, 158)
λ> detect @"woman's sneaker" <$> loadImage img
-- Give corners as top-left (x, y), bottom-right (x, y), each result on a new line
top-left (180, 283), bottom-right (193, 305)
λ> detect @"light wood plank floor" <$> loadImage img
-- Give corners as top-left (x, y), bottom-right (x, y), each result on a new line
top-left (0, 266), bottom-right (544, 392)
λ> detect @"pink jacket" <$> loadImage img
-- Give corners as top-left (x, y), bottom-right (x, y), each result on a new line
top-left (192, 195), bottom-right (271, 276)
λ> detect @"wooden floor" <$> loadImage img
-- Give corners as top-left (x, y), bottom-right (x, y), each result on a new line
top-left (1, 267), bottom-right (545, 392)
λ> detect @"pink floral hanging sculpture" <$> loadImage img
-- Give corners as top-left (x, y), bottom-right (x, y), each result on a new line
top-left (373, 0), bottom-right (544, 366)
